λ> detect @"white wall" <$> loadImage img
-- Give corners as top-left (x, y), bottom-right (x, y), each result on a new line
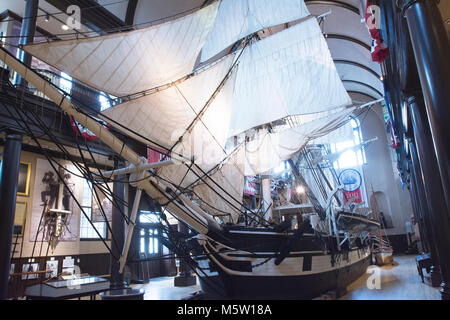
top-left (0, 147), bottom-right (111, 258)
top-left (358, 104), bottom-right (413, 235)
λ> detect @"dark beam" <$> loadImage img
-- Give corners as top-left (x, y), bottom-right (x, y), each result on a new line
top-left (346, 90), bottom-right (378, 100)
top-left (334, 59), bottom-right (382, 79)
top-left (325, 33), bottom-right (371, 51)
top-left (342, 79), bottom-right (384, 97)
top-left (125, 0), bottom-right (138, 26)
top-left (17, 0), bottom-right (39, 88)
top-left (0, 10), bottom-right (60, 41)
top-left (45, 0), bottom-right (128, 35)
top-left (0, 139), bottom-right (112, 171)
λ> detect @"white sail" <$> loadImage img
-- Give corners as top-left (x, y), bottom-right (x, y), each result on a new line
top-left (24, 2), bottom-right (219, 97)
top-left (102, 54), bottom-right (236, 153)
top-left (228, 17), bottom-right (352, 137)
top-left (101, 53), bottom-right (240, 212)
top-left (201, 0), bottom-right (310, 62)
top-left (156, 68), bottom-right (238, 186)
top-left (193, 146), bottom-right (246, 222)
top-left (244, 107), bottom-right (356, 176)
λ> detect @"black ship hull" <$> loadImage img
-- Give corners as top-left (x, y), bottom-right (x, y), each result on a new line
top-left (195, 227), bottom-right (372, 299)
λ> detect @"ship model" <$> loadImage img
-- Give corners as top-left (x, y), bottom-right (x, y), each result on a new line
top-left (0, 0), bottom-right (384, 299)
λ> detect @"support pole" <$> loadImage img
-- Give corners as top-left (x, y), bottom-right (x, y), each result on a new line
top-left (16, 0), bottom-right (39, 88)
top-left (408, 141), bottom-right (441, 287)
top-left (0, 132), bottom-right (22, 300)
top-left (174, 222), bottom-right (196, 287)
top-left (407, 175), bottom-right (428, 253)
top-left (110, 173), bottom-right (126, 289)
top-left (409, 96), bottom-right (450, 299)
top-left (119, 186), bottom-right (142, 273)
top-left (403, 0), bottom-right (450, 218)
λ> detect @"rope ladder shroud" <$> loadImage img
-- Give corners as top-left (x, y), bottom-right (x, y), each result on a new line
top-left (0, 47), bottom-right (214, 235)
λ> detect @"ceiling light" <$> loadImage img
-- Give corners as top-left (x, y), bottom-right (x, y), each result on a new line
top-left (45, 14), bottom-right (50, 22)
top-left (61, 24), bottom-right (69, 30)
top-left (379, 76), bottom-right (384, 81)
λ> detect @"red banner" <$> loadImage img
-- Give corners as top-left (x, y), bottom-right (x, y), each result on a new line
top-left (365, 1), bottom-right (390, 63)
top-left (244, 176), bottom-right (256, 196)
top-left (69, 116), bottom-right (109, 141)
top-left (147, 147), bottom-right (170, 163)
top-left (344, 188), bottom-right (363, 204)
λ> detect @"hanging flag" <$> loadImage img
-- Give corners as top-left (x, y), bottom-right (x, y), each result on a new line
top-left (244, 176), bottom-right (256, 196)
top-left (365, 1), bottom-right (390, 63)
top-left (69, 116), bottom-right (108, 141)
top-left (382, 98), bottom-right (399, 149)
top-left (147, 147), bottom-right (171, 164)
top-left (339, 169), bottom-right (363, 205)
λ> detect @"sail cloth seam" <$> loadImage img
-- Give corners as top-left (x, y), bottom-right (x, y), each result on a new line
top-left (174, 84), bottom-right (227, 155)
top-left (113, 50), bottom-right (235, 103)
top-left (28, 70), bottom-right (185, 162)
top-left (186, 142), bottom-right (245, 190)
top-left (200, 0), bottom-right (311, 63)
top-left (227, 14), bottom-right (351, 138)
top-left (23, 2), bottom-right (221, 97)
top-left (96, 57), bottom-right (241, 162)
top-left (164, 39), bottom-right (249, 160)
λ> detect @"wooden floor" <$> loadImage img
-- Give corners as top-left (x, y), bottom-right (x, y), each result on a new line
top-left (76, 254), bottom-right (441, 300)
top-left (132, 277), bottom-right (200, 300)
top-left (340, 254), bottom-right (441, 300)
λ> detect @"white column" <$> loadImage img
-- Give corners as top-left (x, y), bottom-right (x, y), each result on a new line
top-left (261, 174), bottom-right (273, 221)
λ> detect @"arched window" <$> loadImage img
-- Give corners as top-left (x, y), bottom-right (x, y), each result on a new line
top-left (138, 211), bottom-right (160, 255)
top-left (79, 179), bottom-right (107, 239)
top-left (330, 117), bottom-right (367, 170)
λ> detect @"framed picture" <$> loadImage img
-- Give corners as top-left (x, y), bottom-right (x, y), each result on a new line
top-left (17, 162), bottom-right (31, 196)
top-left (14, 202), bottom-right (27, 235)
top-left (21, 263), bottom-right (39, 280)
top-left (0, 157), bottom-right (31, 196)
top-left (46, 260), bottom-right (59, 279)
